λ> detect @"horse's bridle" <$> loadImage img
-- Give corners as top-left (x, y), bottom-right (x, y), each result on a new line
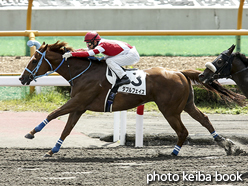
top-left (25, 50), bottom-right (92, 83)
top-left (209, 52), bottom-right (248, 83)
top-left (25, 50), bottom-right (62, 81)
top-left (207, 52), bottom-right (234, 82)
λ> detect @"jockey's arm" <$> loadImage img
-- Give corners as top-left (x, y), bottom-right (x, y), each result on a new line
top-left (71, 48), bottom-right (101, 58)
top-left (73, 48), bottom-right (88, 52)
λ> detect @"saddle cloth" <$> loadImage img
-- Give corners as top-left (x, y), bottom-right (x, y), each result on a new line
top-left (106, 67), bottom-right (146, 95)
top-left (104, 67), bottom-right (146, 112)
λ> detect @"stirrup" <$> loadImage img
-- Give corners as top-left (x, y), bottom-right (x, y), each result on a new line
top-left (115, 78), bottom-right (130, 87)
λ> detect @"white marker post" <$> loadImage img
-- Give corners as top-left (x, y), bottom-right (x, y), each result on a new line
top-left (113, 110), bottom-right (127, 145)
top-left (113, 112), bottom-right (120, 142)
top-left (120, 111), bottom-right (127, 145)
top-left (135, 105), bottom-right (144, 147)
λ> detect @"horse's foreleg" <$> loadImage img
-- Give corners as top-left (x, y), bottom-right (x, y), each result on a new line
top-left (184, 103), bottom-right (216, 133)
top-left (184, 103), bottom-right (224, 141)
top-left (45, 110), bottom-right (85, 157)
top-left (184, 103), bottom-right (246, 155)
top-left (25, 119), bottom-right (49, 139)
top-left (25, 97), bottom-right (82, 139)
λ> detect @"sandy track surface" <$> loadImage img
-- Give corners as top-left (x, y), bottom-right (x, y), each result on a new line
top-left (1, 146), bottom-right (248, 185)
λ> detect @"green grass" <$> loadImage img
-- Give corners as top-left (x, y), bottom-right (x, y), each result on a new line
top-left (0, 89), bottom-right (68, 112)
top-left (0, 86), bottom-right (29, 100)
top-left (143, 100), bottom-right (248, 115)
top-left (197, 104), bottom-right (248, 115)
top-left (2, 36), bottom-right (248, 56)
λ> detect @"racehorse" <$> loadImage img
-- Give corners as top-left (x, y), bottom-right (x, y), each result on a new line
top-left (199, 44), bottom-right (248, 99)
top-left (19, 41), bottom-right (243, 157)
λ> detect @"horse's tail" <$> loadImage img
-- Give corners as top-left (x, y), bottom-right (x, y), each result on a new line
top-left (180, 69), bottom-right (246, 106)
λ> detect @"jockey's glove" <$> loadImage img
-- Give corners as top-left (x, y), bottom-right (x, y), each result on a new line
top-left (62, 52), bottom-right (72, 61)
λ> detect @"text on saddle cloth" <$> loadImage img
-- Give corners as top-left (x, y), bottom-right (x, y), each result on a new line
top-left (106, 67), bottom-right (146, 96)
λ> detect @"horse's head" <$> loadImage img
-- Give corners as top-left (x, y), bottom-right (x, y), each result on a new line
top-left (19, 42), bottom-right (50, 85)
top-left (199, 45), bottom-right (235, 84)
top-left (19, 41), bottom-right (70, 85)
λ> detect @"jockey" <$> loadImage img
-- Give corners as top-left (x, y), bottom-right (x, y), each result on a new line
top-left (62, 31), bottom-right (140, 87)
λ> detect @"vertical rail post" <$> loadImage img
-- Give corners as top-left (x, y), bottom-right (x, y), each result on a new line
top-left (26, 0), bottom-right (35, 94)
top-left (26, 0), bottom-right (33, 55)
top-left (28, 31), bottom-right (36, 94)
top-left (236, 0), bottom-right (244, 52)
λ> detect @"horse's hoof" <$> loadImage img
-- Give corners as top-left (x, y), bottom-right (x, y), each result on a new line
top-left (25, 133), bottom-right (34, 139)
top-left (214, 135), bottom-right (225, 146)
top-left (226, 139), bottom-right (235, 145)
top-left (171, 152), bottom-right (177, 156)
top-left (233, 146), bottom-right (247, 156)
top-left (44, 153), bottom-right (52, 157)
top-left (224, 139), bottom-right (235, 155)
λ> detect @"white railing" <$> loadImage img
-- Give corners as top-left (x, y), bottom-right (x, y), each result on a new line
top-left (0, 75), bottom-right (69, 86)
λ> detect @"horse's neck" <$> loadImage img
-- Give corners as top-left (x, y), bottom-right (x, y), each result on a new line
top-left (56, 58), bottom-right (106, 82)
top-left (231, 58), bottom-right (248, 98)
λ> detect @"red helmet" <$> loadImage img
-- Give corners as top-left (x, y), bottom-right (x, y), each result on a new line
top-left (84, 31), bottom-right (101, 43)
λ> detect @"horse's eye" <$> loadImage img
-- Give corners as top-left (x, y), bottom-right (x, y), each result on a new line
top-left (32, 59), bottom-right (38, 64)
top-left (217, 60), bottom-right (222, 65)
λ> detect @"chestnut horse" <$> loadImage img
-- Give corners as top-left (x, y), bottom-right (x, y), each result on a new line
top-left (19, 41), bottom-right (241, 157)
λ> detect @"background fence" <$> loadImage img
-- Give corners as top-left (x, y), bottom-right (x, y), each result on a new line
top-left (1, 1), bottom-right (248, 31)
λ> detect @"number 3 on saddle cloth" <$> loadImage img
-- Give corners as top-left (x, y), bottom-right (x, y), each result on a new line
top-left (104, 67), bottom-right (146, 112)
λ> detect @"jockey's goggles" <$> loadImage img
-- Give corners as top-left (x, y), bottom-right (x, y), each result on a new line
top-left (86, 42), bottom-right (93, 47)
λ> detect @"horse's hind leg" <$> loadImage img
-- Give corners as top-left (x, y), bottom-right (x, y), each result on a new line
top-left (164, 114), bottom-right (189, 156)
top-left (45, 110), bottom-right (86, 157)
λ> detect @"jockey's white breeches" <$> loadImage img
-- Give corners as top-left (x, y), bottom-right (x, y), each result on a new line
top-left (105, 46), bottom-right (140, 79)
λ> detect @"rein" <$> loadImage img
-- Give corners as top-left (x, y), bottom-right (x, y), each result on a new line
top-left (68, 60), bottom-right (92, 83)
top-left (232, 66), bottom-right (248, 77)
top-left (25, 50), bottom-right (91, 83)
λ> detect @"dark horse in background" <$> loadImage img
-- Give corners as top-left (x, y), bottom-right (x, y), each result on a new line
top-left (199, 44), bottom-right (248, 99)
top-left (19, 41), bottom-right (244, 157)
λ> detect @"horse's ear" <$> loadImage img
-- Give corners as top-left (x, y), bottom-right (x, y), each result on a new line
top-left (41, 44), bottom-right (48, 52)
top-left (228, 44), bottom-right (235, 54)
top-left (42, 42), bottom-right (45, 45)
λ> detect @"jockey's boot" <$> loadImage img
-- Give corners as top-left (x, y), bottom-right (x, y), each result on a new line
top-left (115, 75), bottom-right (131, 87)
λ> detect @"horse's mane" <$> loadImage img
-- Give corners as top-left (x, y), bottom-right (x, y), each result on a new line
top-left (46, 41), bottom-right (105, 64)
top-left (47, 41), bottom-right (74, 54)
top-left (233, 52), bottom-right (248, 66)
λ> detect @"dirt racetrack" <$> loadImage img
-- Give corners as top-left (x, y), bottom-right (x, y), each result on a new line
top-left (1, 146), bottom-right (248, 186)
